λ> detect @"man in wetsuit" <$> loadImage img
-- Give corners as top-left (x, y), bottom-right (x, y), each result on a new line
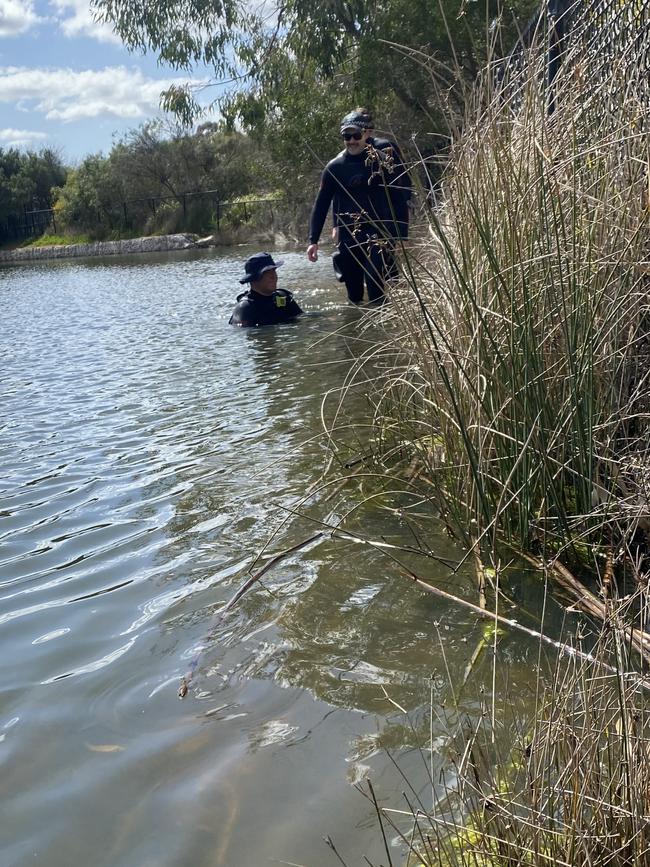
top-left (229, 252), bottom-right (303, 327)
top-left (363, 110), bottom-right (412, 241)
top-left (307, 109), bottom-right (410, 305)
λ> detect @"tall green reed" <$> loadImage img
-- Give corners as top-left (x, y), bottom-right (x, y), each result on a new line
top-left (366, 6), bottom-right (650, 573)
top-left (318, 7), bottom-right (650, 864)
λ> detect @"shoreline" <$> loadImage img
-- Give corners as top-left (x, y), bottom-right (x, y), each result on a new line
top-left (0, 233), bottom-right (201, 264)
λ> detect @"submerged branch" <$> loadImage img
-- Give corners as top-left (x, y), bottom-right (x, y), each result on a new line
top-left (178, 530), bottom-right (324, 698)
top-left (398, 560), bottom-right (650, 685)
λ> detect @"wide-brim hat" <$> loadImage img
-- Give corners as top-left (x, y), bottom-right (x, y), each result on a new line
top-left (239, 252), bottom-right (285, 284)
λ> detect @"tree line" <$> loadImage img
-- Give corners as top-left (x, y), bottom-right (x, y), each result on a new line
top-left (1, 122), bottom-right (279, 244)
top-left (95, 0), bottom-right (538, 177)
top-left (2, 0), bottom-right (540, 244)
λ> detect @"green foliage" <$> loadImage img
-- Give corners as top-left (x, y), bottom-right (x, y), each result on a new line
top-left (92, 0), bottom-right (538, 179)
top-left (54, 153), bottom-right (118, 239)
top-left (53, 120), bottom-right (272, 239)
top-left (353, 10), bottom-right (650, 572)
top-left (0, 147), bottom-right (67, 225)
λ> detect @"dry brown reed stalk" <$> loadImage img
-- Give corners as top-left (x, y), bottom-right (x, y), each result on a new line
top-left (283, 5), bottom-right (650, 867)
top-left (320, 4), bottom-right (650, 863)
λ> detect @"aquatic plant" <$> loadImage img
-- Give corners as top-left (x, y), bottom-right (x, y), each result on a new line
top-left (337, 0), bottom-right (650, 588)
top-left (347, 598), bottom-right (650, 867)
top-left (316, 3), bottom-right (650, 863)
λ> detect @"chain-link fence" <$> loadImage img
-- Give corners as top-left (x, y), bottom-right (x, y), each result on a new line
top-left (501, 0), bottom-right (650, 115)
top-left (0, 191), bottom-right (283, 246)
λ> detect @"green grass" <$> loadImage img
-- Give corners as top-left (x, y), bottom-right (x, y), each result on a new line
top-left (22, 233), bottom-right (93, 248)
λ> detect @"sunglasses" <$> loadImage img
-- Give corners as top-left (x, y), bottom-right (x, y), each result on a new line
top-left (342, 131), bottom-right (363, 141)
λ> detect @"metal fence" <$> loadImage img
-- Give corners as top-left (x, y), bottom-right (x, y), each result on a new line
top-left (501, 0), bottom-right (650, 113)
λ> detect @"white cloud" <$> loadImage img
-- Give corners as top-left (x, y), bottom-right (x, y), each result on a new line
top-left (49, 0), bottom-right (121, 44)
top-left (0, 126), bottom-right (47, 145)
top-left (0, 65), bottom-right (207, 122)
top-left (0, 0), bottom-right (41, 37)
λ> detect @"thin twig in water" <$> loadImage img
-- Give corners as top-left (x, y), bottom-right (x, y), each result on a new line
top-left (323, 835), bottom-right (351, 867)
top-left (367, 778), bottom-right (394, 867)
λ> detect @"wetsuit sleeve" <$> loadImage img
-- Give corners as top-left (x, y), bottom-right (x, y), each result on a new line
top-left (308, 168), bottom-right (335, 244)
top-left (392, 149), bottom-right (412, 240)
top-left (229, 299), bottom-right (257, 327)
top-left (288, 298), bottom-right (303, 316)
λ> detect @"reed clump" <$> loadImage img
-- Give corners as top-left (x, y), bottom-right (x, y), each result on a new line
top-left (317, 7), bottom-right (650, 864)
top-left (356, 605), bottom-right (650, 867)
top-left (364, 0), bottom-right (650, 580)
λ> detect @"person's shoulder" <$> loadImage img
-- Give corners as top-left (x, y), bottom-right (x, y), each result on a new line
top-left (371, 135), bottom-right (395, 149)
top-left (273, 289), bottom-right (302, 316)
top-left (233, 290), bottom-right (256, 311)
top-left (371, 136), bottom-right (402, 160)
top-left (325, 150), bottom-right (348, 171)
top-left (229, 291), bottom-right (257, 326)
top-left (274, 288), bottom-right (301, 309)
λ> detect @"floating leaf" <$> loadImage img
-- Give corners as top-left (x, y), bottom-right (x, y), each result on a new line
top-left (85, 743), bottom-right (125, 753)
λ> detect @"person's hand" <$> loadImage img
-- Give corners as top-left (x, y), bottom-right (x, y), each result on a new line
top-left (307, 243), bottom-right (319, 262)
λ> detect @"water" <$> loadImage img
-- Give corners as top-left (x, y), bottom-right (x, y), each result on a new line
top-left (0, 248), bottom-right (560, 866)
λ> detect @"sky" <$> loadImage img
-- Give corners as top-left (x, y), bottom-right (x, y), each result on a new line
top-left (0, 0), bottom-right (215, 162)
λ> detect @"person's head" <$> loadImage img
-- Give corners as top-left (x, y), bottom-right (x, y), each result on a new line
top-left (353, 107), bottom-right (374, 133)
top-left (339, 109), bottom-right (373, 155)
top-left (239, 252), bottom-right (284, 295)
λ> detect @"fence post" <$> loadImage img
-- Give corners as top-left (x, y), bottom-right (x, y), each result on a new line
top-left (216, 201), bottom-right (220, 231)
top-left (51, 210), bottom-right (57, 235)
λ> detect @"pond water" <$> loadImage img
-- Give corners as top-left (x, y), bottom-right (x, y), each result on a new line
top-left (0, 247), bottom-right (565, 866)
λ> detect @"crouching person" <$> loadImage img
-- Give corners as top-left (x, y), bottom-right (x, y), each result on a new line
top-left (229, 252), bottom-right (303, 327)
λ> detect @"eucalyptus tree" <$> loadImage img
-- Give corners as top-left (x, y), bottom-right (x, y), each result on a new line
top-left (0, 147), bottom-right (67, 225)
top-left (93, 0), bottom-right (537, 143)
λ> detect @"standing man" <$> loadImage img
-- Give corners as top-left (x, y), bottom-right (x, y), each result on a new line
top-left (229, 252), bottom-right (303, 327)
top-left (306, 109), bottom-right (409, 306)
top-left (362, 109), bottom-right (412, 241)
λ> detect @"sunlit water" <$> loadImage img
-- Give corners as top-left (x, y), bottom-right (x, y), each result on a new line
top-left (0, 248), bottom-right (564, 866)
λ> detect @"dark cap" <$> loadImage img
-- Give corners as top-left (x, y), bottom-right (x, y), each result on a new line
top-left (339, 110), bottom-right (372, 133)
top-left (239, 252), bottom-right (285, 284)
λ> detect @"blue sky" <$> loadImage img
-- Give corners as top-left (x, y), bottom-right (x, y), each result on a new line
top-left (0, 0), bottom-right (216, 162)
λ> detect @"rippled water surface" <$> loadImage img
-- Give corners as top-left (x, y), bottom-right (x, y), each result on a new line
top-left (0, 248), bottom-right (556, 866)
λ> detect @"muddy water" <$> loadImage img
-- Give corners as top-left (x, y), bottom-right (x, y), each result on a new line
top-left (0, 248), bottom-right (560, 866)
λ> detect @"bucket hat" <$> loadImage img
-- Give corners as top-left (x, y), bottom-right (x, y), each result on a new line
top-left (239, 252), bottom-right (285, 284)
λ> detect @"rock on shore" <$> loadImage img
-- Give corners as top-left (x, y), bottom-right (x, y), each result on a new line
top-left (0, 233), bottom-right (199, 263)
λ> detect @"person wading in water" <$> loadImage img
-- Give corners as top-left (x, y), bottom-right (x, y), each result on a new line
top-left (229, 252), bottom-right (303, 327)
top-left (306, 109), bottom-right (410, 305)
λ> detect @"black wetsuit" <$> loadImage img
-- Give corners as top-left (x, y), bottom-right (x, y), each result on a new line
top-left (308, 144), bottom-right (409, 304)
top-left (370, 136), bottom-right (412, 240)
top-left (229, 288), bottom-right (303, 327)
